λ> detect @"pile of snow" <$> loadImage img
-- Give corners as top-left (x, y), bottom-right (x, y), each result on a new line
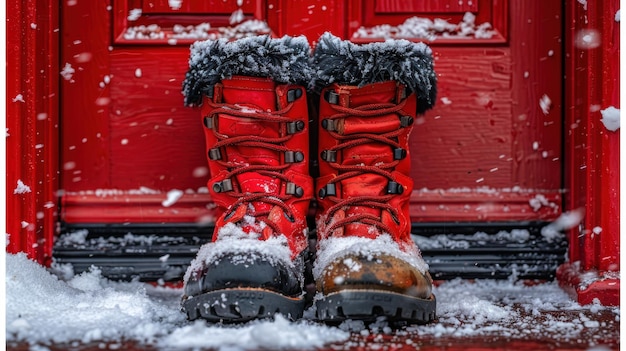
top-left (6, 253), bottom-right (348, 350)
top-left (6, 251), bottom-right (619, 350)
top-left (184, 221), bottom-right (296, 284)
top-left (353, 12), bottom-right (495, 40)
top-left (123, 19), bottom-right (271, 41)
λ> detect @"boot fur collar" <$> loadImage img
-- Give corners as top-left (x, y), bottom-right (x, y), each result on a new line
top-left (311, 32), bottom-right (437, 114)
top-left (183, 35), bottom-right (312, 106)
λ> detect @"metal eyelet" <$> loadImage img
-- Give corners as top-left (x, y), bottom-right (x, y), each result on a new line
top-left (212, 179), bottom-right (233, 193)
top-left (318, 183), bottom-right (336, 198)
top-left (324, 90), bottom-right (339, 104)
top-left (208, 148), bottom-right (222, 160)
top-left (393, 148), bottom-right (407, 160)
top-left (287, 120), bottom-right (305, 134)
top-left (287, 88), bottom-right (303, 102)
top-left (285, 151), bottom-right (305, 163)
top-left (286, 182), bottom-right (304, 198)
top-left (284, 211), bottom-right (296, 222)
top-left (203, 116), bottom-right (213, 129)
top-left (321, 119), bottom-right (336, 132)
top-left (386, 181), bottom-right (404, 195)
top-left (400, 115), bottom-right (414, 128)
top-left (320, 150), bottom-right (337, 163)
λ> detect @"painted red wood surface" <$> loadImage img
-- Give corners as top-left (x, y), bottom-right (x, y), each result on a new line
top-left (6, 0), bottom-right (59, 266)
top-left (558, 0), bottom-right (620, 305)
top-left (5, 0), bottom-right (620, 308)
top-left (59, 0), bottom-right (564, 225)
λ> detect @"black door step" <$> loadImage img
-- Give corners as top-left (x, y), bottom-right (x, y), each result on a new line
top-left (52, 222), bottom-right (566, 282)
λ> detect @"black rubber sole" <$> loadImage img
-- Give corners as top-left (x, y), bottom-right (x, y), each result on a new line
top-left (315, 290), bottom-right (436, 324)
top-left (182, 288), bottom-right (305, 323)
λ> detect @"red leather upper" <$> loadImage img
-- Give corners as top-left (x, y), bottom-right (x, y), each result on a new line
top-left (200, 76), bottom-right (313, 258)
top-left (316, 81), bottom-right (418, 250)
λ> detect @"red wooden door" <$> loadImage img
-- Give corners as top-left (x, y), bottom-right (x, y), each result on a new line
top-left (60, 1), bottom-right (563, 227)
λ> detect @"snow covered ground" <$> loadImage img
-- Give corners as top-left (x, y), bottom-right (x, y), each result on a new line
top-left (5, 252), bottom-right (620, 350)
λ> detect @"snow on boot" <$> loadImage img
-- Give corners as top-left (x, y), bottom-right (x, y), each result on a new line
top-left (181, 35), bottom-right (313, 323)
top-left (310, 33), bottom-right (438, 324)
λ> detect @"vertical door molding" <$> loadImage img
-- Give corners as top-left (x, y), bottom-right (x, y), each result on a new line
top-left (6, 0), bottom-right (60, 264)
top-left (559, 0), bottom-right (620, 306)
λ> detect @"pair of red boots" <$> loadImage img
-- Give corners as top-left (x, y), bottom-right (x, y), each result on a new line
top-left (181, 33), bottom-right (437, 324)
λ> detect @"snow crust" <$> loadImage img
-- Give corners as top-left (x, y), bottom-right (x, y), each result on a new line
top-left (414, 229), bottom-right (531, 250)
top-left (6, 253), bottom-right (348, 350)
top-left (313, 234), bottom-right (429, 279)
top-left (183, 222), bottom-right (295, 283)
top-left (5, 251), bottom-right (618, 350)
top-left (6, 253), bottom-right (186, 345)
top-left (123, 19), bottom-right (271, 42)
top-left (162, 315), bottom-right (349, 350)
top-left (54, 230), bottom-right (191, 250)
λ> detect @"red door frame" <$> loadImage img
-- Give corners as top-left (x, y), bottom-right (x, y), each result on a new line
top-left (6, 0), bottom-right (60, 266)
top-left (557, 0), bottom-right (620, 306)
top-left (5, 0), bottom-right (620, 304)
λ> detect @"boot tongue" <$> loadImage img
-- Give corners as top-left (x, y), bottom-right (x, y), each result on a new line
top-left (218, 78), bottom-right (281, 213)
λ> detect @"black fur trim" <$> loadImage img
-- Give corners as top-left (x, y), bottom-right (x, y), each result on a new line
top-left (182, 35), bottom-right (313, 106)
top-left (311, 32), bottom-right (437, 114)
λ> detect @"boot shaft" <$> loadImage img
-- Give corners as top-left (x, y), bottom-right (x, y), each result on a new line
top-left (315, 81), bottom-right (417, 246)
top-left (201, 77), bottom-right (311, 210)
top-left (199, 76), bottom-right (313, 256)
top-left (311, 32), bottom-right (437, 249)
top-left (182, 35), bottom-right (314, 259)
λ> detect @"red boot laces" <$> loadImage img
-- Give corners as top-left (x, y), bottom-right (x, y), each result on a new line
top-left (205, 100), bottom-right (308, 236)
top-left (318, 99), bottom-right (411, 235)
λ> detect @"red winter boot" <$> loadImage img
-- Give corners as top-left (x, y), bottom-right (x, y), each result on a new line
top-left (181, 36), bottom-right (313, 322)
top-left (311, 33), bottom-right (438, 324)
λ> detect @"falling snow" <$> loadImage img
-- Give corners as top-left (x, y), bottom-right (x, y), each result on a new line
top-left (127, 8), bottom-right (142, 21)
top-left (230, 8), bottom-right (245, 25)
top-left (162, 189), bottom-right (184, 207)
top-left (13, 179), bottom-right (32, 194)
top-left (541, 208), bottom-right (585, 242)
top-left (539, 94), bottom-right (552, 115)
top-left (600, 106), bottom-right (620, 131)
top-left (168, 0), bottom-right (182, 10)
top-left (60, 63), bottom-right (75, 81)
top-left (575, 29), bottom-right (602, 49)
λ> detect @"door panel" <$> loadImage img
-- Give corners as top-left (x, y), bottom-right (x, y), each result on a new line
top-left (61, 0), bottom-right (562, 225)
top-left (349, 0), bottom-right (507, 44)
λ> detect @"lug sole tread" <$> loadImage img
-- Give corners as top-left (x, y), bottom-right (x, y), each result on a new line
top-left (183, 288), bottom-right (305, 323)
top-left (315, 290), bottom-right (436, 324)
